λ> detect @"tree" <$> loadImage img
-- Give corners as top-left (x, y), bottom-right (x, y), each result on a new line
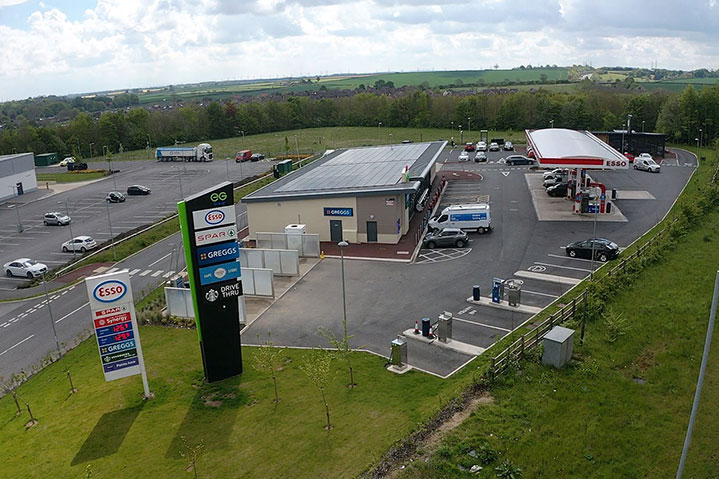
top-left (179, 436), bottom-right (205, 479)
top-left (318, 321), bottom-right (355, 388)
top-left (299, 348), bottom-right (334, 430)
top-left (252, 333), bottom-right (285, 403)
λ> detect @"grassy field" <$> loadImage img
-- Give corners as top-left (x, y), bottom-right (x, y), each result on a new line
top-left (36, 171), bottom-right (107, 183)
top-left (396, 151), bottom-right (719, 478)
top-left (104, 127), bottom-right (529, 163)
top-left (0, 327), bottom-right (453, 478)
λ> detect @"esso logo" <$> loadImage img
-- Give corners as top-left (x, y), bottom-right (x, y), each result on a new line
top-left (93, 280), bottom-right (127, 303)
top-left (606, 160), bottom-right (627, 167)
top-left (205, 210), bottom-right (225, 225)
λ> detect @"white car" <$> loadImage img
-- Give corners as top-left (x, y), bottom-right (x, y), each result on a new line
top-left (489, 142), bottom-right (500, 151)
top-left (58, 157), bottom-right (75, 166)
top-left (458, 151), bottom-right (470, 162)
top-left (4, 258), bottom-right (48, 278)
top-left (543, 174), bottom-right (564, 188)
top-left (476, 141), bottom-right (487, 151)
top-left (636, 153), bottom-right (652, 161)
top-left (62, 236), bottom-right (98, 252)
top-left (634, 157), bottom-right (661, 173)
top-left (543, 168), bottom-right (565, 179)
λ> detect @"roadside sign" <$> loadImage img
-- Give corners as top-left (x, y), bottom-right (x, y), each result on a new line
top-left (192, 205), bottom-right (236, 230)
top-left (194, 225), bottom-right (237, 246)
top-left (85, 270), bottom-right (151, 397)
top-left (197, 241), bottom-right (240, 266)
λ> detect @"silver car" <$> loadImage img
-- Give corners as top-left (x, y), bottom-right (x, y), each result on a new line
top-left (62, 236), bottom-right (98, 252)
top-left (43, 212), bottom-right (71, 226)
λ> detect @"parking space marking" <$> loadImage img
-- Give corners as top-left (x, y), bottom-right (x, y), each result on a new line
top-left (453, 316), bottom-right (512, 332)
top-left (415, 248), bottom-right (472, 264)
top-left (533, 261), bottom-right (593, 273)
top-left (521, 289), bottom-right (559, 298)
top-left (514, 270), bottom-right (582, 285)
top-left (547, 253), bottom-right (593, 263)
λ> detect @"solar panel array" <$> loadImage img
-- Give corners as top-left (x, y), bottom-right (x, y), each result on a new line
top-left (276, 143), bottom-right (430, 193)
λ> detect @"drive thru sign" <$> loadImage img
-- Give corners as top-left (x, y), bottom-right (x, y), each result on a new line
top-left (85, 270), bottom-right (151, 398)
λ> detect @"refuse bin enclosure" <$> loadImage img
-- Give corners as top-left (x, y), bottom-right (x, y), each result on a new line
top-left (542, 326), bottom-right (575, 369)
top-left (437, 312), bottom-right (453, 343)
top-left (390, 336), bottom-right (407, 366)
top-left (505, 279), bottom-right (523, 307)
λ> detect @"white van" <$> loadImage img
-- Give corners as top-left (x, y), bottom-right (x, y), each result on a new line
top-left (429, 203), bottom-right (492, 234)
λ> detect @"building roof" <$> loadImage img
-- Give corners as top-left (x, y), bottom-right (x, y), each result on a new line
top-left (243, 141), bottom-right (446, 203)
top-left (525, 128), bottom-right (629, 170)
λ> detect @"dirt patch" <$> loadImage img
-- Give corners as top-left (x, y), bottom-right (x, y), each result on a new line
top-left (57, 262), bottom-right (114, 283)
top-left (422, 394), bottom-right (493, 451)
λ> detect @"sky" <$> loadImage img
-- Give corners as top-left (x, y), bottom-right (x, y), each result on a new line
top-left (0, 0), bottom-right (718, 101)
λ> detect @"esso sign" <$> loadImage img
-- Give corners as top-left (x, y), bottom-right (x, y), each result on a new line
top-left (204, 210), bottom-right (225, 225)
top-left (93, 280), bottom-right (127, 303)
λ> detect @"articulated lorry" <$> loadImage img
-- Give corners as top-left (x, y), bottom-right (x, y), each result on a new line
top-left (156, 143), bottom-right (213, 162)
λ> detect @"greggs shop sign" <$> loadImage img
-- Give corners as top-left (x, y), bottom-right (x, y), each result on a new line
top-left (323, 207), bottom-right (353, 217)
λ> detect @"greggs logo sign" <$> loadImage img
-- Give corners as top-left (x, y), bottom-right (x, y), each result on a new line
top-left (197, 242), bottom-right (239, 266)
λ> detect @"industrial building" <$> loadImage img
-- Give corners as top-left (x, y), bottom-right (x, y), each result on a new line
top-left (0, 153), bottom-right (38, 202)
top-left (242, 142), bottom-right (446, 244)
top-left (593, 130), bottom-right (666, 157)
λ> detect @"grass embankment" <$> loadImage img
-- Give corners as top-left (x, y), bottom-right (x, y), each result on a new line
top-left (37, 171), bottom-right (107, 182)
top-left (0, 328), bottom-right (451, 478)
top-left (397, 150), bottom-right (719, 478)
top-left (96, 127), bottom-right (529, 163)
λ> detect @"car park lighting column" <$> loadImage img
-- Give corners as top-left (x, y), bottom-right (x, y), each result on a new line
top-left (338, 241), bottom-right (349, 343)
top-left (65, 199), bottom-right (76, 260)
top-left (105, 201), bottom-right (117, 261)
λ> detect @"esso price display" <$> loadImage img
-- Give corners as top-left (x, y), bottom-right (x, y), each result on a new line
top-left (113, 332), bottom-right (131, 342)
top-left (112, 322), bottom-right (130, 333)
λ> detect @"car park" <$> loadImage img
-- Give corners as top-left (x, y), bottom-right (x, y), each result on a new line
top-left (4, 258), bottom-right (48, 278)
top-left (634, 157), bottom-right (661, 173)
top-left (565, 238), bottom-right (619, 262)
top-left (127, 185), bottom-right (151, 195)
top-left (546, 183), bottom-right (568, 197)
top-left (62, 236), bottom-right (97, 252)
top-left (503, 141), bottom-right (514, 151)
top-left (105, 191), bottom-right (126, 203)
top-left (505, 155), bottom-right (535, 166)
top-left (489, 142), bottom-right (500, 151)
top-left (423, 228), bottom-right (469, 249)
top-left (476, 141), bottom-right (487, 151)
top-left (43, 212), bottom-right (71, 226)
top-left (474, 151), bottom-right (487, 162)
top-left (464, 142), bottom-right (475, 152)
top-left (458, 151), bottom-right (470, 162)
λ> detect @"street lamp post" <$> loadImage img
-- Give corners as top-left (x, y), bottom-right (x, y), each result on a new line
top-left (241, 130), bottom-right (246, 148)
top-left (294, 135), bottom-right (300, 166)
top-left (642, 120), bottom-right (645, 132)
top-left (696, 137), bottom-right (700, 161)
top-left (377, 122), bottom-right (382, 144)
top-left (177, 167), bottom-right (185, 199)
top-left (467, 117), bottom-right (471, 134)
top-left (590, 194), bottom-right (599, 280)
top-left (338, 240), bottom-right (349, 344)
top-left (105, 201), bottom-right (117, 261)
top-left (459, 127), bottom-right (463, 145)
top-left (41, 273), bottom-right (61, 358)
top-left (65, 199), bottom-right (76, 260)
top-left (550, 119), bottom-right (554, 128)
top-left (626, 114), bottom-right (633, 152)
top-left (9, 186), bottom-right (23, 233)
top-left (89, 142), bottom-right (94, 161)
top-left (389, 133), bottom-right (393, 149)
top-left (699, 128), bottom-right (703, 149)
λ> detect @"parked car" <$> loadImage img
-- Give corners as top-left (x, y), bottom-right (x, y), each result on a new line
top-left (624, 152), bottom-right (635, 162)
top-left (4, 258), bottom-right (48, 278)
top-left (105, 191), bottom-right (126, 203)
top-left (68, 162), bottom-right (88, 171)
top-left (546, 183), bottom-right (568, 197)
top-left (505, 155), bottom-right (535, 166)
top-left (464, 142), bottom-right (475, 152)
top-left (250, 153), bottom-right (265, 161)
top-left (474, 151), bottom-right (487, 162)
top-left (636, 153), bottom-right (652, 161)
top-left (127, 185), bottom-right (151, 195)
top-left (489, 142), bottom-right (500, 151)
top-left (543, 174), bottom-right (565, 188)
top-left (543, 168), bottom-right (565, 179)
top-left (235, 150), bottom-right (252, 162)
top-left (458, 151), bottom-right (470, 162)
top-left (634, 157), bottom-right (661, 173)
top-left (503, 141), bottom-right (514, 151)
top-left (423, 228), bottom-right (469, 249)
top-left (565, 238), bottom-right (619, 262)
top-left (58, 157), bottom-right (75, 167)
top-left (43, 212), bottom-right (71, 226)
top-left (476, 141), bottom-right (487, 151)
top-left (62, 236), bottom-right (98, 253)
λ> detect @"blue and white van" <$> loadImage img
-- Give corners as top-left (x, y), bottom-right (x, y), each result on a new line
top-left (429, 203), bottom-right (492, 234)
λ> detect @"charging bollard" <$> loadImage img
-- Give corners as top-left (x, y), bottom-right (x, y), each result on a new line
top-left (473, 285), bottom-right (480, 301)
top-left (421, 317), bottom-right (431, 337)
top-left (390, 336), bottom-right (407, 366)
top-left (437, 312), bottom-right (453, 343)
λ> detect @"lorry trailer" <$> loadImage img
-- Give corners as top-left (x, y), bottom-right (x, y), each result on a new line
top-left (156, 143), bottom-right (213, 162)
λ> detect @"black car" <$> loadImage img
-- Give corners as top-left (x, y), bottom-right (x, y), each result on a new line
top-left (565, 238), bottom-right (619, 262)
top-left (546, 183), bottom-right (568, 197)
top-left (505, 155), bottom-right (535, 166)
top-left (127, 185), bottom-right (151, 195)
top-left (105, 191), bottom-right (126, 203)
top-left (423, 228), bottom-right (469, 249)
top-left (250, 153), bottom-right (264, 162)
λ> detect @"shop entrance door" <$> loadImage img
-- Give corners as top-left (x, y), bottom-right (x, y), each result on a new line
top-left (366, 221), bottom-right (377, 242)
top-left (330, 220), bottom-right (343, 242)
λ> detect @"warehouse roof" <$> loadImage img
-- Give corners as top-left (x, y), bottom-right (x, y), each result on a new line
top-left (525, 128), bottom-right (629, 170)
top-left (243, 141), bottom-right (445, 202)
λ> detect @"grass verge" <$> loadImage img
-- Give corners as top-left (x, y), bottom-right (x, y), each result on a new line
top-left (37, 171), bottom-right (107, 182)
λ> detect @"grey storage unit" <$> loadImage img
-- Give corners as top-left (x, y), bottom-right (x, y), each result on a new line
top-left (390, 336), bottom-right (407, 366)
top-left (542, 326), bottom-right (575, 368)
top-left (34, 152), bottom-right (59, 166)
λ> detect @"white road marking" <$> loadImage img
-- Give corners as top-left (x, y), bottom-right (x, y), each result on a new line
top-left (162, 271), bottom-right (174, 278)
top-left (514, 270), bottom-right (581, 285)
top-left (56, 302), bottom-right (89, 323)
top-left (129, 268), bottom-right (141, 275)
top-left (150, 270), bottom-right (163, 277)
top-left (0, 334), bottom-right (35, 356)
top-left (521, 289), bottom-right (559, 298)
top-left (453, 316), bottom-right (512, 332)
top-left (148, 252), bottom-right (172, 267)
top-left (139, 269), bottom-right (151, 276)
top-left (547, 253), bottom-right (594, 263)
top-left (533, 261), bottom-right (593, 273)
top-left (105, 267), bottom-right (119, 274)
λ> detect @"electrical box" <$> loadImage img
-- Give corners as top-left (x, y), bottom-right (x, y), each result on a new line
top-left (542, 326), bottom-right (575, 369)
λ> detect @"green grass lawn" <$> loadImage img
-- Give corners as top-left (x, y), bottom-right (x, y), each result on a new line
top-left (0, 327), bottom-right (450, 478)
top-left (396, 154), bottom-right (719, 478)
top-left (37, 171), bottom-right (107, 183)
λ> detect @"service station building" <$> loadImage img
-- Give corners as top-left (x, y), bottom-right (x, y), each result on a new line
top-left (242, 142), bottom-right (445, 244)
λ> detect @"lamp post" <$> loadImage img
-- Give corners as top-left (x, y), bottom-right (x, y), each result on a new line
top-left (467, 117), bottom-right (471, 134)
top-left (338, 240), bottom-right (349, 344)
top-left (696, 137), bottom-right (700, 161)
top-left (105, 201), bottom-right (117, 261)
top-left (389, 133), bottom-right (393, 149)
top-left (41, 272), bottom-right (61, 358)
top-left (550, 119), bottom-right (554, 128)
top-left (89, 142), bottom-right (94, 161)
top-left (294, 135), bottom-right (300, 166)
top-left (642, 120), bottom-right (645, 132)
top-left (459, 127), bottom-right (463, 145)
top-left (240, 130), bottom-right (245, 148)
top-left (76, 139), bottom-right (81, 158)
top-left (451, 121), bottom-right (454, 137)
top-left (699, 128), bottom-right (703, 149)
top-left (590, 193), bottom-right (599, 280)
top-left (65, 199), bottom-right (76, 260)
top-left (626, 114), bottom-right (633, 152)
top-left (177, 167), bottom-right (185, 199)
top-left (377, 122), bottom-right (382, 144)
top-left (9, 186), bottom-right (23, 233)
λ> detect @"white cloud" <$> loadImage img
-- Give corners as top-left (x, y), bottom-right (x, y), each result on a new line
top-left (0, 0), bottom-right (718, 100)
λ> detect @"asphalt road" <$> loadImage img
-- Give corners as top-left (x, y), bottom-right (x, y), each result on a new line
top-left (0, 158), bottom-right (271, 291)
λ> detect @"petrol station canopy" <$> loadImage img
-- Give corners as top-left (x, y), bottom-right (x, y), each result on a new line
top-left (525, 129), bottom-right (629, 170)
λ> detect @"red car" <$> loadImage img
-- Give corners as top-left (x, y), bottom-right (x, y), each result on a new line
top-left (624, 152), bottom-right (634, 163)
top-left (464, 142), bottom-right (475, 152)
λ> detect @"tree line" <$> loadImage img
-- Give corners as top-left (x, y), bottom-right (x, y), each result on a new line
top-left (1, 84), bottom-right (717, 159)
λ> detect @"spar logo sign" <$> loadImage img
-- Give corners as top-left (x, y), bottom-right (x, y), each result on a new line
top-left (93, 280), bottom-right (127, 303)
